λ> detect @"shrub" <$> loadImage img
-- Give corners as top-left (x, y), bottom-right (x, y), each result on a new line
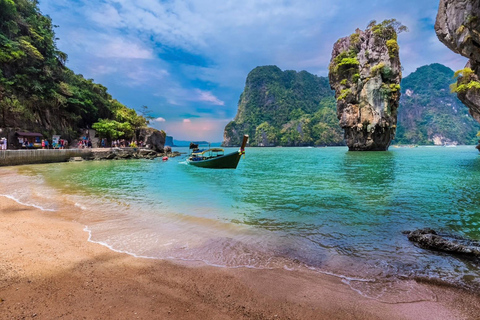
top-left (386, 39), bottom-right (399, 58)
top-left (370, 63), bottom-right (385, 76)
top-left (337, 88), bottom-right (352, 101)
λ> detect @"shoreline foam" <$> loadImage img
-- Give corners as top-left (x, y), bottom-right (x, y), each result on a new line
top-left (1, 195), bottom-right (479, 319)
top-left (1, 163), bottom-right (479, 299)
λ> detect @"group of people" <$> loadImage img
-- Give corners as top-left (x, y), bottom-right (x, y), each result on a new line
top-left (76, 137), bottom-right (146, 148)
top-left (110, 139), bottom-right (145, 148)
top-left (40, 139), bottom-right (67, 149)
top-left (77, 138), bottom-right (92, 149)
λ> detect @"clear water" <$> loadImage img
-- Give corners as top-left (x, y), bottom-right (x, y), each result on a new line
top-left (1, 146), bottom-right (479, 301)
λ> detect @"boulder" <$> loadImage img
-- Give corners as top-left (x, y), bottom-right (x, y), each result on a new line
top-left (138, 128), bottom-right (166, 153)
top-left (405, 228), bottom-right (480, 257)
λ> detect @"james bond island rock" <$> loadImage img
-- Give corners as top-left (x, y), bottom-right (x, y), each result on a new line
top-left (329, 20), bottom-right (405, 151)
top-left (435, 0), bottom-right (480, 132)
top-left (223, 66), bottom-right (343, 147)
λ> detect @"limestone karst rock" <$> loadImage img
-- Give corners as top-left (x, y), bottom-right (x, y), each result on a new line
top-left (138, 127), bottom-right (166, 153)
top-left (222, 66), bottom-right (339, 147)
top-left (435, 0), bottom-right (480, 125)
top-left (328, 20), bottom-right (403, 151)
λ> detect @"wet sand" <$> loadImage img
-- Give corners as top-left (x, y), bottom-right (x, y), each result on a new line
top-left (1, 195), bottom-right (479, 319)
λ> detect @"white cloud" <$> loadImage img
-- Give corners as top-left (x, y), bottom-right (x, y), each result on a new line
top-left (154, 117), bottom-right (166, 122)
top-left (95, 36), bottom-right (154, 59)
top-left (153, 117), bottom-right (231, 141)
top-left (38, 0), bottom-right (471, 142)
top-left (90, 4), bottom-right (123, 28)
top-left (194, 89), bottom-right (224, 106)
top-left (183, 119), bottom-right (191, 123)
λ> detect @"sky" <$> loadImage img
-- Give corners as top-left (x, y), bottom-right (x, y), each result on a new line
top-left (38, 0), bottom-right (467, 142)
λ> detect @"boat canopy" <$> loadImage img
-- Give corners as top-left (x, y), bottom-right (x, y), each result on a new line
top-left (191, 148), bottom-right (224, 155)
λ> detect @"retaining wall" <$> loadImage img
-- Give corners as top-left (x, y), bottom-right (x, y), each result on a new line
top-left (0, 149), bottom-right (93, 166)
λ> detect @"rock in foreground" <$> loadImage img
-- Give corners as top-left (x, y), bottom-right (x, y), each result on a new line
top-left (405, 228), bottom-right (480, 257)
top-left (329, 20), bottom-right (404, 151)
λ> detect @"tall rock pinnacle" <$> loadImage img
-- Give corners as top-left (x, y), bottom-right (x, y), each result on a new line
top-left (328, 20), bottom-right (404, 151)
top-left (435, 0), bottom-right (480, 125)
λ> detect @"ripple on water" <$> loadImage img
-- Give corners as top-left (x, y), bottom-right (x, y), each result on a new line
top-left (2, 146), bottom-right (480, 299)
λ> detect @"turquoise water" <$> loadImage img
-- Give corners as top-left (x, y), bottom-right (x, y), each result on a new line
top-left (2, 146), bottom-right (479, 299)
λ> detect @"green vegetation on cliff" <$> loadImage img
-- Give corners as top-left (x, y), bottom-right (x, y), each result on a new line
top-left (224, 63), bottom-right (479, 147)
top-left (0, 0), bottom-right (146, 140)
top-left (223, 66), bottom-right (343, 146)
top-left (396, 63), bottom-right (480, 145)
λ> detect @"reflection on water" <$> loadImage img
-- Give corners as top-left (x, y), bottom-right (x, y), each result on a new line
top-left (1, 146), bottom-right (480, 298)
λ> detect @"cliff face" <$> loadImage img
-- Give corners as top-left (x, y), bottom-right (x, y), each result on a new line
top-left (328, 21), bottom-right (403, 151)
top-left (396, 63), bottom-right (480, 145)
top-left (223, 66), bottom-right (343, 147)
top-left (435, 0), bottom-right (480, 124)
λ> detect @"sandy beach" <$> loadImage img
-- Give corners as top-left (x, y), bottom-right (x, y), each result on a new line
top-left (0, 194), bottom-right (479, 320)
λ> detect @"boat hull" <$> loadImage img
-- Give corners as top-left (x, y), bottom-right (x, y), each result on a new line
top-left (187, 151), bottom-right (242, 169)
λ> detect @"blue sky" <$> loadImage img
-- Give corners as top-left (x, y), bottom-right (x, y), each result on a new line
top-left (38, 0), bottom-right (467, 141)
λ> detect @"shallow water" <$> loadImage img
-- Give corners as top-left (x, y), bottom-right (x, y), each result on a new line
top-left (1, 146), bottom-right (479, 301)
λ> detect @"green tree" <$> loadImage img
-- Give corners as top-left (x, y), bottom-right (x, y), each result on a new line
top-left (92, 119), bottom-right (128, 141)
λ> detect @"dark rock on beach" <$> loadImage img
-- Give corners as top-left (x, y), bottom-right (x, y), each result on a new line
top-left (405, 228), bottom-right (480, 257)
top-left (68, 148), bottom-right (182, 162)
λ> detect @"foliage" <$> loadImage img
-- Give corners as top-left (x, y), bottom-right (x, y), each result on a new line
top-left (0, 0), bottom-right (147, 140)
top-left (330, 49), bottom-right (359, 76)
top-left (92, 119), bottom-right (128, 140)
top-left (226, 64), bottom-right (477, 147)
top-left (254, 121), bottom-right (278, 146)
top-left (451, 68), bottom-right (480, 94)
top-left (224, 66), bottom-right (344, 146)
top-left (454, 81), bottom-right (480, 93)
top-left (350, 33), bottom-right (360, 45)
top-left (337, 88), bottom-right (351, 101)
top-left (395, 63), bottom-right (480, 145)
top-left (370, 63), bottom-right (386, 76)
top-left (386, 39), bottom-right (399, 58)
top-left (367, 19), bottom-right (408, 40)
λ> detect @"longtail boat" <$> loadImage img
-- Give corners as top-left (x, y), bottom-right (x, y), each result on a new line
top-left (187, 135), bottom-right (248, 169)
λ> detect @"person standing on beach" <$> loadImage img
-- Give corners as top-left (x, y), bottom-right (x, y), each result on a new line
top-left (41, 139), bottom-right (45, 149)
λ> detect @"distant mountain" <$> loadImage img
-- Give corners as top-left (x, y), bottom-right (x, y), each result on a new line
top-left (223, 64), bottom-right (480, 147)
top-left (173, 140), bottom-right (221, 147)
top-left (223, 66), bottom-right (343, 147)
top-left (396, 63), bottom-right (480, 145)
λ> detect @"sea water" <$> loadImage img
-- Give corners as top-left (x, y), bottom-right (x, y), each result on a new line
top-left (1, 146), bottom-right (479, 301)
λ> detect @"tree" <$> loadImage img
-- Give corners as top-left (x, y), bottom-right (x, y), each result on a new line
top-left (92, 119), bottom-right (126, 141)
top-left (139, 105), bottom-right (154, 124)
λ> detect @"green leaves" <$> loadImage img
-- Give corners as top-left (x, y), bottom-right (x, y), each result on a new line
top-left (0, 0), bottom-right (147, 140)
top-left (225, 66), bottom-right (344, 147)
top-left (92, 119), bottom-right (126, 140)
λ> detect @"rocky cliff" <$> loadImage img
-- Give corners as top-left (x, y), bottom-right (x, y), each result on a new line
top-left (396, 63), bottom-right (480, 145)
top-left (223, 66), bottom-right (343, 147)
top-left (435, 0), bottom-right (480, 125)
top-left (329, 20), bottom-right (404, 151)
